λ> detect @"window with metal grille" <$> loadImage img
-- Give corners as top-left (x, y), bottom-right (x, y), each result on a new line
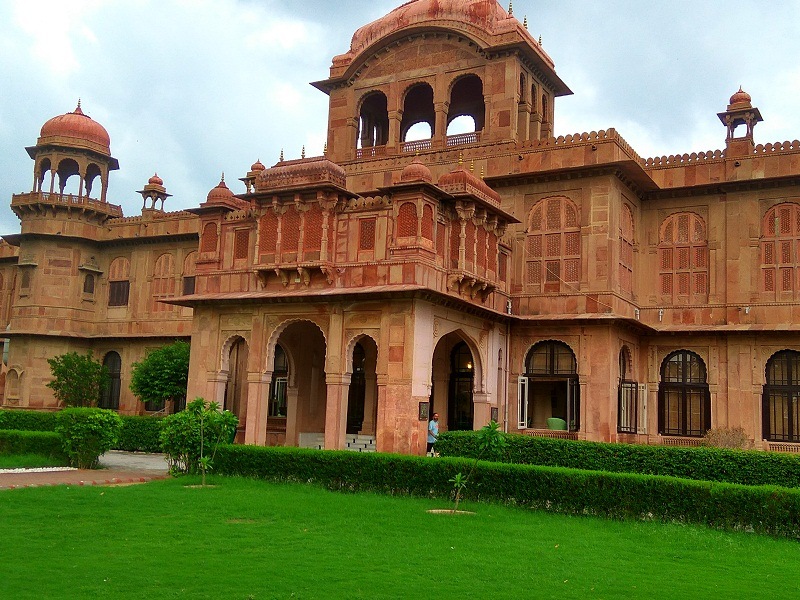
top-left (658, 350), bottom-right (710, 437)
top-left (763, 350), bottom-right (800, 442)
top-left (617, 347), bottom-right (638, 434)
top-left (359, 218), bottom-right (376, 251)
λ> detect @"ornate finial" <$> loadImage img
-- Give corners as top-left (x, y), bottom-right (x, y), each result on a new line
top-left (220, 172), bottom-right (225, 183)
top-left (523, 16), bottom-right (528, 29)
top-left (301, 145), bottom-right (306, 159)
top-left (280, 148), bottom-right (284, 162)
top-left (508, 1), bottom-right (513, 16)
top-left (323, 142), bottom-right (328, 156)
top-left (458, 152), bottom-right (464, 166)
top-left (480, 166), bottom-right (485, 180)
top-left (470, 159), bottom-right (475, 173)
top-left (538, 34), bottom-right (542, 45)
top-left (74, 98), bottom-right (84, 115)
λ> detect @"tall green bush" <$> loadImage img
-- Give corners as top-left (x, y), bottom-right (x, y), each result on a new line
top-left (55, 408), bottom-right (122, 469)
top-left (159, 398), bottom-right (237, 475)
top-left (435, 430), bottom-right (800, 488)
top-left (46, 351), bottom-right (109, 407)
top-left (129, 341), bottom-right (190, 411)
top-left (116, 416), bottom-right (164, 453)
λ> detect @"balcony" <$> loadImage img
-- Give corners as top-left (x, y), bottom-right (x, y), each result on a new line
top-left (11, 191), bottom-right (123, 218)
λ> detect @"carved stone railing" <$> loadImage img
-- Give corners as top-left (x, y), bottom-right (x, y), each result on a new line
top-left (356, 145), bottom-right (388, 159)
top-left (11, 191), bottom-right (123, 217)
top-left (401, 139), bottom-right (432, 153)
top-left (446, 132), bottom-right (481, 147)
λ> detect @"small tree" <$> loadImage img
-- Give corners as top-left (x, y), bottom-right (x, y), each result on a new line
top-left (130, 341), bottom-right (190, 412)
top-left (160, 398), bottom-right (238, 482)
top-left (450, 420), bottom-right (506, 512)
top-left (46, 351), bottom-right (109, 408)
top-left (56, 407), bottom-right (123, 469)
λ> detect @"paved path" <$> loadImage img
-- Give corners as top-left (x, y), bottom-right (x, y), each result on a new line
top-left (0, 450), bottom-right (170, 490)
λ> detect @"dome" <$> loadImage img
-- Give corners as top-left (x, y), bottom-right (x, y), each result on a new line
top-left (728, 87), bottom-right (752, 108)
top-left (438, 164), bottom-right (501, 205)
top-left (39, 102), bottom-right (111, 155)
top-left (349, 0), bottom-right (509, 57)
top-left (206, 176), bottom-right (235, 204)
top-left (251, 159), bottom-right (266, 172)
top-left (148, 173), bottom-right (164, 186)
top-left (400, 158), bottom-right (433, 183)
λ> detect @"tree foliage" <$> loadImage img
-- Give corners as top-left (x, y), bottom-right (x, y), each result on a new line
top-left (56, 407), bottom-right (123, 469)
top-left (129, 341), bottom-right (190, 407)
top-left (46, 351), bottom-right (109, 408)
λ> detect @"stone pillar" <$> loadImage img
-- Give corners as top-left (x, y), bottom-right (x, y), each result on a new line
top-left (360, 373), bottom-right (378, 435)
top-left (473, 391), bottom-right (491, 429)
top-left (387, 110), bottom-right (402, 151)
top-left (434, 101), bottom-right (449, 148)
top-left (209, 372), bottom-right (228, 408)
top-left (285, 386), bottom-right (300, 446)
top-left (244, 371), bottom-right (271, 446)
top-left (324, 373), bottom-right (350, 450)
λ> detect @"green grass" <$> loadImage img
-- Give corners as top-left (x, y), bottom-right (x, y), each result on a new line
top-left (1, 477), bottom-right (798, 599)
top-left (0, 453), bottom-right (69, 469)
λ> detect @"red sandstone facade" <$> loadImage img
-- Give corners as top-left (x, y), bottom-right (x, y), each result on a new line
top-left (3, 1), bottom-right (800, 453)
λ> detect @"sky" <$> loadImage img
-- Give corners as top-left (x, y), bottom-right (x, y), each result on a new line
top-left (1, 0), bottom-right (799, 235)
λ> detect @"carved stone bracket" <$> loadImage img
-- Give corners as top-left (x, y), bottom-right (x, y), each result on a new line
top-left (256, 262), bottom-right (336, 288)
top-left (447, 271), bottom-right (496, 302)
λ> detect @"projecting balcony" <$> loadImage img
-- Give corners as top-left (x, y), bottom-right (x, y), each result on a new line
top-left (11, 191), bottom-right (123, 218)
top-left (355, 132), bottom-right (482, 160)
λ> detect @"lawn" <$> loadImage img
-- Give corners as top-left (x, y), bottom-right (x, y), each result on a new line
top-left (1, 476), bottom-right (798, 599)
top-left (0, 453), bottom-right (68, 469)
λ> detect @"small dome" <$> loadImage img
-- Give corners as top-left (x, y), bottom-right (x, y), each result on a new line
top-left (206, 176), bottom-right (235, 203)
top-left (729, 86), bottom-right (752, 107)
top-left (148, 173), bottom-right (164, 186)
top-left (39, 102), bottom-right (111, 155)
top-left (250, 159), bottom-right (266, 172)
top-left (400, 158), bottom-right (433, 183)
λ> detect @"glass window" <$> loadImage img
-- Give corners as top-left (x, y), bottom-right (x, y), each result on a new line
top-left (658, 350), bottom-right (710, 437)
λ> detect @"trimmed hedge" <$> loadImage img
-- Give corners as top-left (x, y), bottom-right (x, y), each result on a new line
top-left (0, 409), bottom-right (58, 432)
top-left (436, 431), bottom-right (800, 488)
top-left (0, 430), bottom-right (67, 460)
top-left (0, 409), bottom-right (164, 453)
top-left (213, 444), bottom-right (800, 538)
top-left (116, 416), bottom-right (164, 453)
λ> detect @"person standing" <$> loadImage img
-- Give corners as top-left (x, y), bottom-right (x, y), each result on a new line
top-left (427, 412), bottom-right (439, 456)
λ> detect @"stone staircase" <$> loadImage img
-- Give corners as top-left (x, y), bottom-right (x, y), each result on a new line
top-left (297, 432), bottom-right (376, 452)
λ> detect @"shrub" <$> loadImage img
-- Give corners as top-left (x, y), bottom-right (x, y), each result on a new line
top-left (116, 416), bottom-right (164, 453)
top-left (0, 409), bottom-right (58, 432)
top-left (159, 398), bottom-right (237, 475)
top-left (0, 430), bottom-right (66, 460)
top-left (435, 431), bottom-right (800, 488)
top-left (213, 445), bottom-right (800, 538)
top-left (47, 351), bottom-right (109, 407)
top-left (129, 341), bottom-right (190, 411)
top-left (703, 427), bottom-right (751, 449)
top-left (55, 408), bottom-right (123, 469)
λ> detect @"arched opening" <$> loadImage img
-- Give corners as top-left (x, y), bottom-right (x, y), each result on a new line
top-left (518, 341), bottom-right (580, 433)
top-left (448, 75), bottom-right (485, 132)
top-left (658, 350), bottom-right (710, 437)
top-left (446, 115), bottom-right (476, 136)
top-left (270, 320), bottom-right (327, 448)
top-left (99, 351), bottom-right (121, 410)
top-left (56, 158), bottom-right (81, 196)
top-left (430, 332), bottom-right (480, 433)
top-left (345, 336), bottom-right (378, 448)
top-left (266, 344), bottom-right (289, 446)
top-left (84, 163), bottom-right (102, 199)
top-left (224, 337), bottom-right (249, 442)
top-left (448, 342), bottom-right (475, 431)
top-left (400, 83), bottom-right (435, 142)
top-left (404, 122), bottom-right (432, 142)
top-left (763, 350), bottom-right (800, 442)
top-left (36, 158), bottom-right (51, 193)
top-left (357, 91), bottom-right (389, 149)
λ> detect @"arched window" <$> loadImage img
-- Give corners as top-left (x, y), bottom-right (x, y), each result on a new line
top-left (658, 213), bottom-right (708, 302)
top-left (357, 91), bottom-right (389, 150)
top-left (151, 253), bottom-right (175, 312)
top-left (182, 252), bottom-right (197, 295)
top-left (448, 75), bottom-right (485, 133)
top-left (201, 222), bottom-right (218, 253)
top-left (519, 341), bottom-right (580, 432)
top-left (108, 257), bottom-right (131, 307)
top-left (83, 273), bottom-right (95, 295)
top-left (526, 196), bottom-right (581, 292)
top-left (400, 83), bottom-right (435, 142)
top-left (760, 203), bottom-right (800, 296)
top-left (99, 351), bottom-right (121, 410)
top-left (269, 345), bottom-right (288, 418)
top-left (658, 350), bottom-right (710, 437)
top-left (619, 204), bottom-right (634, 295)
top-left (763, 350), bottom-right (800, 442)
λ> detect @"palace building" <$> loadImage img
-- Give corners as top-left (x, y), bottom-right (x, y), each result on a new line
top-left (3, 0), bottom-right (800, 454)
